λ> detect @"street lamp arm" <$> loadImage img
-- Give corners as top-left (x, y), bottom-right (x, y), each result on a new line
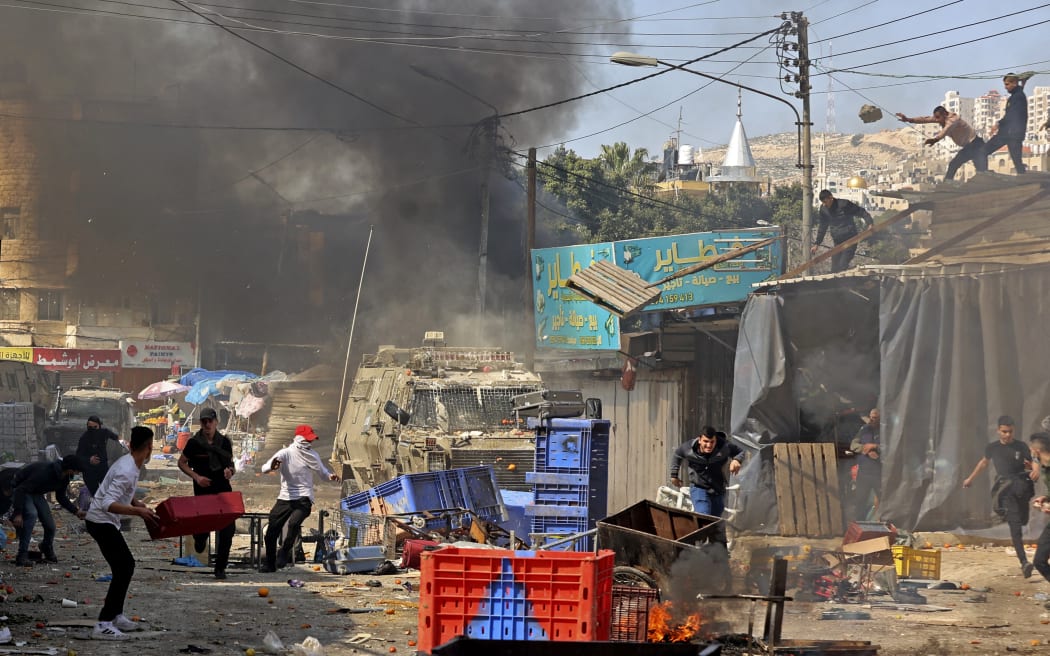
top-left (655, 60), bottom-right (802, 169)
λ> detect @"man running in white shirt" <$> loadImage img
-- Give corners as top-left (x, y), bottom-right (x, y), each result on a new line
top-left (258, 424), bottom-right (339, 572)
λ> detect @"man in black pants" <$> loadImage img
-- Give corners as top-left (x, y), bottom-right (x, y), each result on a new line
top-left (1027, 432), bottom-right (1050, 584)
top-left (76, 415), bottom-right (123, 499)
top-left (984, 73), bottom-right (1028, 174)
top-left (812, 190), bottom-right (873, 273)
top-left (177, 407), bottom-right (237, 579)
top-left (85, 426), bottom-right (159, 641)
top-left (963, 415), bottom-right (1037, 578)
top-left (258, 424), bottom-right (339, 572)
top-left (11, 455), bottom-right (85, 566)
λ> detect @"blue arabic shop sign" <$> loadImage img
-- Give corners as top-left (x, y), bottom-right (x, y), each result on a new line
top-left (617, 228), bottom-right (782, 312)
top-left (532, 243), bottom-right (619, 349)
top-left (532, 228), bottom-right (781, 350)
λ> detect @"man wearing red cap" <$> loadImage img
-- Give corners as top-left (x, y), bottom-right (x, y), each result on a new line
top-left (258, 424), bottom-right (339, 572)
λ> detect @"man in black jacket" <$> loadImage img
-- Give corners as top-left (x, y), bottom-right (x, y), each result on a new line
top-left (984, 73), bottom-right (1028, 174)
top-left (177, 407), bottom-right (237, 579)
top-left (11, 455), bottom-right (85, 566)
top-left (670, 426), bottom-right (744, 519)
top-left (76, 415), bottom-right (123, 497)
top-left (812, 190), bottom-right (873, 272)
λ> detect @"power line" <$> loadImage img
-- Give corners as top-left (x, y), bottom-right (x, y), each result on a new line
top-left (499, 26), bottom-right (784, 120)
top-left (822, 3), bottom-right (1050, 61)
top-left (811, 0), bottom-right (962, 43)
top-left (168, 0), bottom-right (420, 125)
top-left (822, 13), bottom-right (1050, 74)
top-left (811, 0), bottom-right (880, 26)
top-left (530, 39), bottom-right (776, 150)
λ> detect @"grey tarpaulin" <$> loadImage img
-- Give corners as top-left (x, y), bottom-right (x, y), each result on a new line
top-left (731, 262), bottom-right (1050, 532)
top-left (878, 264), bottom-right (1050, 530)
top-left (730, 294), bottom-right (797, 438)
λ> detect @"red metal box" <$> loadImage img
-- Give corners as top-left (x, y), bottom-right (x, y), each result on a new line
top-left (148, 491), bottom-right (245, 539)
top-left (401, 539), bottom-right (441, 570)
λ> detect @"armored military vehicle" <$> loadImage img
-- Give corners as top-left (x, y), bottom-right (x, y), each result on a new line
top-left (44, 385), bottom-right (136, 458)
top-left (331, 332), bottom-right (546, 496)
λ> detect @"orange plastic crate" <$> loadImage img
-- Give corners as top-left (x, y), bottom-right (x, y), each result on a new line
top-left (418, 547), bottom-right (615, 654)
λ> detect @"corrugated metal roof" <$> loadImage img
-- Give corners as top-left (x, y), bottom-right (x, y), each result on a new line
top-left (753, 260), bottom-right (1038, 289)
top-left (896, 170), bottom-right (1050, 205)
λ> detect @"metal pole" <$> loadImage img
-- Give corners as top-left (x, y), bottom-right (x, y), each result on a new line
top-left (524, 147), bottom-right (537, 371)
top-left (338, 225), bottom-right (374, 418)
top-left (798, 16), bottom-right (815, 264)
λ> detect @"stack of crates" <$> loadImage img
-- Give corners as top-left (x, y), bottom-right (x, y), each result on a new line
top-left (0, 403), bottom-right (36, 463)
top-left (525, 418), bottom-right (610, 551)
top-left (339, 465), bottom-right (507, 541)
top-left (418, 546), bottom-right (615, 653)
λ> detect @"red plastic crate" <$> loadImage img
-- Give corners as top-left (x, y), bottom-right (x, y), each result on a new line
top-left (148, 491), bottom-right (245, 539)
top-left (843, 521), bottom-right (897, 546)
top-left (418, 547), bottom-right (615, 654)
top-left (610, 585), bottom-right (660, 642)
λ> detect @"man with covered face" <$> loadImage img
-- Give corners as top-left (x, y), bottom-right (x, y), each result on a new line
top-left (76, 415), bottom-right (123, 497)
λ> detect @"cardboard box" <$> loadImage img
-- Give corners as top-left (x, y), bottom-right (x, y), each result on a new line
top-left (148, 491), bottom-right (244, 540)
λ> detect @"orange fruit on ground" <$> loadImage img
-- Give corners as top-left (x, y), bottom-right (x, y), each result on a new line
top-left (408, 641), bottom-right (417, 647)
top-left (960, 584), bottom-right (970, 590)
top-left (385, 609), bottom-right (395, 615)
top-left (507, 463), bottom-right (517, 471)
top-left (389, 648), bottom-right (397, 654)
top-left (257, 587), bottom-right (270, 597)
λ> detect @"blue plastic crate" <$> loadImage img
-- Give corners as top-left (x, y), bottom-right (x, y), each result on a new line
top-left (339, 466), bottom-right (506, 522)
top-left (532, 419), bottom-right (610, 473)
top-left (530, 484), bottom-right (590, 505)
top-left (530, 516), bottom-right (592, 551)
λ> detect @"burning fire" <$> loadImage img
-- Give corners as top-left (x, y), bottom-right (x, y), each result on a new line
top-left (647, 601), bottom-right (702, 642)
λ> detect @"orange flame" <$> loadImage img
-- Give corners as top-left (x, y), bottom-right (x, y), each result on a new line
top-left (647, 601), bottom-right (702, 642)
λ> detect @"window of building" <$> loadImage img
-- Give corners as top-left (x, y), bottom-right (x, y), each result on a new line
top-left (150, 298), bottom-right (176, 325)
top-left (0, 289), bottom-right (19, 321)
top-left (0, 207), bottom-right (20, 240)
top-left (37, 290), bottom-right (63, 321)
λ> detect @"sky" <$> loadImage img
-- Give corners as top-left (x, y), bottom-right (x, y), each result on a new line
top-left (547, 0), bottom-right (1050, 158)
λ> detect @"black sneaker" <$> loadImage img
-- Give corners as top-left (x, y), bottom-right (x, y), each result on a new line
top-left (14, 557), bottom-right (32, 568)
top-left (214, 570), bottom-right (227, 580)
top-left (1023, 562), bottom-right (1034, 579)
top-left (42, 552), bottom-right (58, 564)
top-left (258, 565), bottom-right (276, 573)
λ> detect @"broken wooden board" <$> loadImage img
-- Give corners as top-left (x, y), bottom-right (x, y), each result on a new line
top-left (772, 443), bottom-right (842, 537)
top-left (567, 236), bottom-right (778, 317)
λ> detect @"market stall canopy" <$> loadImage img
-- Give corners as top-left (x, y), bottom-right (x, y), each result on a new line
top-left (137, 380), bottom-right (190, 401)
top-left (179, 368), bottom-right (257, 405)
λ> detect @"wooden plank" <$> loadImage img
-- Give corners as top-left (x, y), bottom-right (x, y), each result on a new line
top-left (781, 207), bottom-right (917, 279)
top-left (907, 187), bottom-right (1050, 264)
top-left (805, 444), bottom-right (829, 536)
top-left (772, 444), bottom-right (799, 536)
top-left (795, 444), bottom-right (821, 537)
top-left (820, 443), bottom-right (843, 536)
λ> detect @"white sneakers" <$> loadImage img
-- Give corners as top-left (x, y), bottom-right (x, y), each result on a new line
top-left (91, 614), bottom-right (140, 640)
top-left (91, 621), bottom-right (129, 641)
top-left (113, 614), bottom-right (140, 631)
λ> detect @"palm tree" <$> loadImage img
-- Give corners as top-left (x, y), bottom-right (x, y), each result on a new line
top-left (598, 142), bottom-right (655, 185)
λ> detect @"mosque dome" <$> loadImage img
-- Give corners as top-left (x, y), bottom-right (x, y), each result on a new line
top-left (846, 175), bottom-right (869, 189)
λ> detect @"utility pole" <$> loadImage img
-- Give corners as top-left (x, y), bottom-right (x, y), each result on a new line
top-left (795, 13), bottom-right (815, 263)
top-left (477, 117), bottom-right (495, 327)
top-left (524, 147), bottom-right (537, 371)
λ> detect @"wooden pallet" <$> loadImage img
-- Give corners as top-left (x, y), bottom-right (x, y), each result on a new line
top-left (772, 443), bottom-right (842, 537)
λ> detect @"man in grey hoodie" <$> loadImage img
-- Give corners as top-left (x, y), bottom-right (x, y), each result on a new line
top-left (258, 424), bottom-right (339, 572)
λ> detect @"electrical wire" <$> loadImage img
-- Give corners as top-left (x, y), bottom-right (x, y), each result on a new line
top-left (811, 0), bottom-right (880, 26)
top-left (811, 0), bottom-right (963, 44)
top-left (528, 36), bottom-right (780, 150)
top-left (823, 14), bottom-right (1050, 73)
top-left (499, 26), bottom-right (784, 120)
top-left (822, 3), bottom-right (1050, 62)
top-left (168, 0), bottom-right (422, 125)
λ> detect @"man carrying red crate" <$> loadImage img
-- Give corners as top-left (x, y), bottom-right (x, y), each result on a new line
top-left (178, 407), bottom-right (237, 579)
